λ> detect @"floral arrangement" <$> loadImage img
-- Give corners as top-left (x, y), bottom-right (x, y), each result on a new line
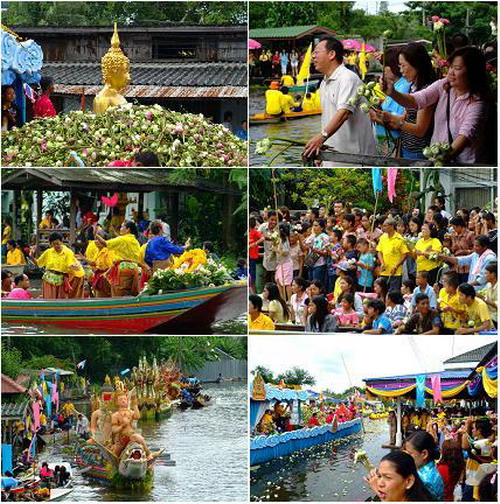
top-left (2, 104), bottom-right (247, 167)
top-left (141, 256), bottom-right (233, 295)
top-left (432, 15), bottom-right (450, 60)
top-left (348, 81), bottom-right (386, 113)
top-left (423, 142), bottom-right (452, 167)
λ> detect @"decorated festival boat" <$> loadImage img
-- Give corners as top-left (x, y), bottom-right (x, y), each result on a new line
top-left (2, 284), bottom-right (244, 333)
top-left (250, 109), bottom-right (321, 125)
top-left (250, 375), bottom-right (362, 465)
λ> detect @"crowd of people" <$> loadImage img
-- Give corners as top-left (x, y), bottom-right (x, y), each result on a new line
top-left (368, 406), bottom-right (497, 502)
top-left (1, 205), bottom-right (237, 299)
top-left (248, 198), bottom-right (497, 334)
top-left (255, 398), bottom-right (358, 435)
top-left (292, 33), bottom-right (497, 164)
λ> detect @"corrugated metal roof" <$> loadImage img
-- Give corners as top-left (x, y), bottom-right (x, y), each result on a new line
top-left (3, 169), bottom-right (242, 195)
top-left (44, 61), bottom-right (247, 88)
top-left (14, 26), bottom-right (247, 35)
top-left (363, 369), bottom-right (473, 383)
top-left (1, 400), bottom-right (29, 420)
top-left (444, 342), bottom-right (496, 364)
top-left (249, 25), bottom-right (335, 39)
top-left (55, 84), bottom-right (246, 98)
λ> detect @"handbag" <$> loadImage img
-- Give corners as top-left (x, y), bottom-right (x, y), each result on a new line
top-left (304, 252), bottom-right (320, 269)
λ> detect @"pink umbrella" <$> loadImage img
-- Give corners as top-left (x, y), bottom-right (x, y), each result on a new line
top-left (341, 39), bottom-right (362, 51)
top-left (249, 38), bottom-right (262, 50)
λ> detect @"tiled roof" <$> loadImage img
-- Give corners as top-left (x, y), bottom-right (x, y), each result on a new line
top-left (444, 342), bottom-right (497, 364)
top-left (249, 25), bottom-right (335, 39)
top-left (1, 374), bottom-right (27, 394)
top-left (44, 61), bottom-right (247, 87)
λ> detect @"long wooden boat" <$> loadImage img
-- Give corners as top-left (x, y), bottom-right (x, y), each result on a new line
top-left (2, 283), bottom-right (245, 334)
top-left (250, 109), bottom-right (321, 125)
top-left (250, 418), bottom-right (362, 465)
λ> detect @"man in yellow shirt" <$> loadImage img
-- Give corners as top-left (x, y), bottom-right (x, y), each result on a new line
top-left (6, 240), bottom-right (27, 265)
top-left (265, 81), bottom-right (283, 116)
top-left (309, 86), bottom-right (321, 110)
top-left (457, 283), bottom-right (492, 334)
top-left (249, 294), bottom-right (275, 331)
top-left (280, 74), bottom-right (295, 87)
top-left (437, 272), bottom-right (467, 333)
top-left (302, 92), bottom-right (317, 112)
top-left (279, 87), bottom-right (299, 114)
top-left (376, 217), bottom-right (409, 291)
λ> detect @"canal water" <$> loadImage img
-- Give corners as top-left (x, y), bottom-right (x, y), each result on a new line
top-left (40, 382), bottom-right (248, 501)
top-left (251, 418), bottom-right (390, 502)
top-left (249, 89), bottom-right (320, 167)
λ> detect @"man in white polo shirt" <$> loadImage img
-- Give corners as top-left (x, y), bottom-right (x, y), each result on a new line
top-left (303, 37), bottom-right (376, 162)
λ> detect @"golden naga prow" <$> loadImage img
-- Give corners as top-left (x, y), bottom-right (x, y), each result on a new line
top-left (93, 23), bottom-right (130, 114)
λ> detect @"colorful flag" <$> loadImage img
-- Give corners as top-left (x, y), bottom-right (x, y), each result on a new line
top-left (77, 359), bottom-right (87, 369)
top-left (296, 43), bottom-right (312, 85)
top-left (430, 374), bottom-right (442, 403)
top-left (359, 43), bottom-right (367, 80)
top-left (387, 168), bottom-right (398, 203)
top-left (416, 375), bottom-right (426, 408)
top-left (23, 83), bottom-right (36, 103)
top-left (371, 168), bottom-right (383, 196)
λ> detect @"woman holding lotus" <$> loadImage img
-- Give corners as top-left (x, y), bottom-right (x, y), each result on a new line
top-left (94, 221), bottom-right (142, 296)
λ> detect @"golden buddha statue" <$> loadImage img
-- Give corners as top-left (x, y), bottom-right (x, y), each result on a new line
top-left (93, 23), bottom-right (130, 114)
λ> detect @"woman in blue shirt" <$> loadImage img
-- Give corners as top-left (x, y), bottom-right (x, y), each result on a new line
top-left (404, 431), bottom-right (444, 501)
top-left (145, 221), bottom-right (190, 270)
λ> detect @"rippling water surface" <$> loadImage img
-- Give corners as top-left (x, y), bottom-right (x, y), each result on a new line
top-left (41, 382), bottom-right (248, 501)
top-left (251, 418), bottom-right (390, 502)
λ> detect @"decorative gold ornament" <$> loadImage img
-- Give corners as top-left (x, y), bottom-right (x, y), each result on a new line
top-left (252, 372), bottom-right (266, 401)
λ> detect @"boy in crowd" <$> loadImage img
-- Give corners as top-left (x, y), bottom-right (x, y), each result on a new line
top-left (397, 293), bottom-right (441, 334)
top-left (411, 271), bottom-right (437, 310)
top-left (456, 283), bottom-right (492, 334)
top-left (363, 299), bottom-right (393, 334)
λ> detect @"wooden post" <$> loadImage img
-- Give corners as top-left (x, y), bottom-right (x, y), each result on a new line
top-left (138, 192), bottom-right (144, 222)
top-left (69, 191), bottom-right (76, 245)
top-left (396, 396), bottom-right (403, 447)
top-left (36, 190), bottom-right (43, 248)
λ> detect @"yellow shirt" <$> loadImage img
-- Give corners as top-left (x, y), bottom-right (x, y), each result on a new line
top-left (438, 288), bottom-right (467, 330)
top-left (279, 94), bottom-right (297, 114)
top-left (265, 89), bottom-right (283, 115)
top-left (281, 75), bottom-right (295, 87)
top-left (464, 298), bottom-right (491, 330)
top-left (94, 247), bottom-right (115, 271)
top-left (85, 241), bottom-right (99, 262)
top-left (312, 90), bottom-right (321, 110)
top-left (2, 225), bottom-right (12, 245)
top-left (37, 245), bottom-right (84, 277)
top-left (415, 237), bottom-right (442, 272)
top-left (333, 276), bottom-right (342, 302)
top-left (249, 312), bottom-right (275, 331)
top-left (482, 282), bottom-right (497, 323)
top-left (376, 232), bottom-right (409, 276)
top-left (40, 413), bottom-right (47, 426)
top-left (39, 218), bottom-right (52, 229)
top-left (106, 233), bottom-right (141, 262)
top-left (302, 96), bottom-right (316, 112)
top-left (7, 248), bottom-right (27, 265)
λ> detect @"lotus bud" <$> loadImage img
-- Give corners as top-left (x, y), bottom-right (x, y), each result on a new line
top-left (360, 102), bottom-right (370, 114)
top-left (382, 30), bottom-right (392, 39)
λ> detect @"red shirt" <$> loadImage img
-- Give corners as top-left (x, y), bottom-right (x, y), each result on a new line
top-left (249, 228), bottom-right (263, 260)
top-left (308, 416), bottom-right (320, 427)
top-left (437, 464), bottom-right (454, 502)
top-left (33, 94), bottom-right (56, 118)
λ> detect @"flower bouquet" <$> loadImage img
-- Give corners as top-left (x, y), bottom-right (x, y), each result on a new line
top-left (423, 142), bottom-right (452, 167)
top-left (2, 104), bottom-right (247, 167)
top-left (348, 81), bottom-right (386, 113)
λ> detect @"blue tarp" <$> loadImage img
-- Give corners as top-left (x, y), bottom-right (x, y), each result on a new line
top-left (1, 444), bottom-right (13, 474)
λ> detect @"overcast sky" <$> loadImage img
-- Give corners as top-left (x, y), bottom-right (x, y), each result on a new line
top-left (250, 335), bottom-right (497, 393)
top-left (354, 1), bottom-right (409, 15)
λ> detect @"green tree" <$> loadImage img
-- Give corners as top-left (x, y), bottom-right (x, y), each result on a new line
top-left (1, 342), bottom-right (23, 379)
top-left (251, 365), bottom-right (275, 383)
top-left (277, 367), bottom-right (316, 386)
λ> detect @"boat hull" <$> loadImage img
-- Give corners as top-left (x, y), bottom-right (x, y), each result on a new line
top-left (250, 418), bottom-right (362, 465)
top-left (2, 284), bottom-right (245, 334)
top-left (250, 110), bottom-right (321, 125)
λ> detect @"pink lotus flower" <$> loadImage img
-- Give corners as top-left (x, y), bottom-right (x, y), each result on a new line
top-left (439, 18), bottom-right (450, 24)
top-left (174, 123), bottom-right (184, 134)
top-left (41, 139), bottom-right (47, 151)
top-left (431, 15), bottom-right (440, 22)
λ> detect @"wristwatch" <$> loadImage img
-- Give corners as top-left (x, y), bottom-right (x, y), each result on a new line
top-left (321, 130), bottom-right (329, 142)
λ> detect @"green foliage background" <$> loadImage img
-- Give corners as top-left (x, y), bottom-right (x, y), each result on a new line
top-left (250, 1), bottom-right (496, 45)
top-left (2, 336), bottom-right (247, 382)
top-left (4, 1), bottom-right (247, 26)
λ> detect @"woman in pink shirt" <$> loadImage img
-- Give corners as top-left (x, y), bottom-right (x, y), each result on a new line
top-left (384, 46), bottom-right (490, 164)
top-left (34, 76), bottom-right (57, 118)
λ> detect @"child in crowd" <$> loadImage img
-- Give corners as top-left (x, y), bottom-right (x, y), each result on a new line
top-left (397, 293), bottom-right (441, 334)
top-left (402, 279), bottom-right (415, 313)
top-left (385, 290), bottom-right (407, 330)
top-left (363, 299), bottom-right (393, 334)
top-left (411, 271), bottom-right (437, 309)
top-left (341, 234), bottom-right (358, 285)
top-left (334, 293), bottom-right (360, 328)
top-left (456, 283), bottom-right (492, 334)
top-left (437, 272), bottom-right (467, 334)
top-left (356, 238), bottom-right (375, 292)
top-left (478, 262), bottom-right (497, 328)
top-left (326, 228), bottom-right (344, 292)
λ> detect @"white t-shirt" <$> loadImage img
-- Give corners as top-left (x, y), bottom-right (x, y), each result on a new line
top-left (320, 64), bottom-right (376, 156)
